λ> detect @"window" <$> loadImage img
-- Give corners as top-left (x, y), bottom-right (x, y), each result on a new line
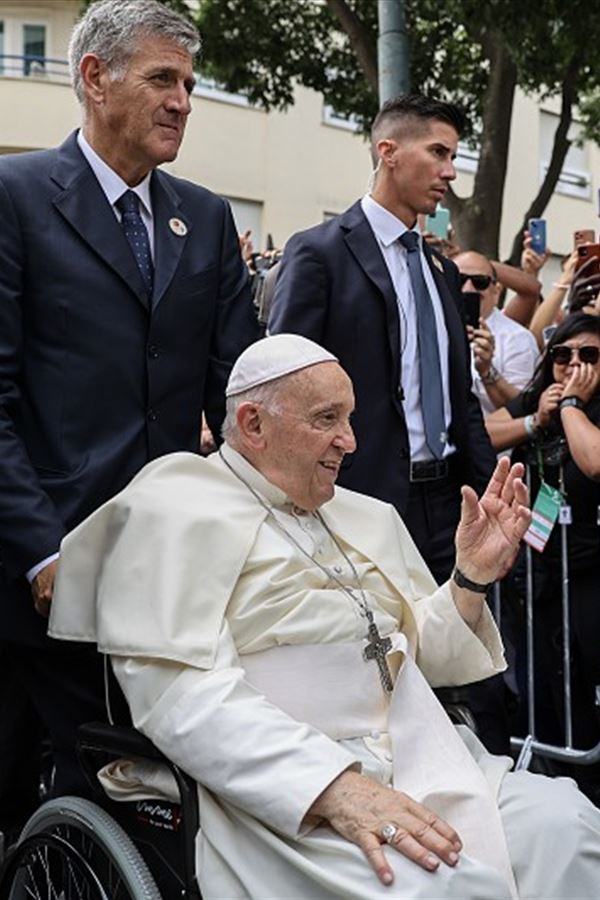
top-left (224, 197), bottom-right (263, 251)
top-left (193, 75), bottom-right (250, 108)
top-left (540, 111), bottom-right (591, 200)
top-left (23, 23), bottom-right (45, 75)
top-left (454, 141), bottom-right (479, 174)
top-left (322, 105), bottom-right (359, 132)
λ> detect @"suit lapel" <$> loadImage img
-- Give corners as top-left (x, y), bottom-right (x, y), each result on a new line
top-left (150, 171), bottom-right (190, 309)
top-left (340, 203), bottom-right (401, 386)
top-left (51, 133), bottom-right (149, 310)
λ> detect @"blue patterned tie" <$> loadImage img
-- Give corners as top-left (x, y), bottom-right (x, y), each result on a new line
top-left (116, 190), bottom-right (154, 300)
top-left (398, 231), bottom-right (446, 459)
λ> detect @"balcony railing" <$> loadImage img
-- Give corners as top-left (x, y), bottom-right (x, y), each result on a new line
top-left (0, 54), bottom-right (70, 81)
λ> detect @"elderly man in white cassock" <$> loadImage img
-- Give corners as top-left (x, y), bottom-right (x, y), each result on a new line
top-left (50, 335), bottom-right (600, 900)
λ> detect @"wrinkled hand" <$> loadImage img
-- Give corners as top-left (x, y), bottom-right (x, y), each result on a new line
top-left (471, 318), bottom-right (495, 375)
top-left (309, 770), bottom-right (461, 886)
top-left (31, 559), bottom-right (58, 617)
top-left (455, 457), bottom-right (530, 584)
top-left (562, 363), bottom-right (600, 405)
top-left (537, 382), bottom-right (564, 428)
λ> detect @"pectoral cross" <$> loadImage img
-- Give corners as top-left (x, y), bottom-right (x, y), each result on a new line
top-left (363, 618), bottom-right (394, 693)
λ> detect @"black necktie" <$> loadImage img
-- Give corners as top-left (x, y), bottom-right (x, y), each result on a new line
top-left (116, 190), bottom-right (154, 300)
top-left (398, 231), bottom-right (446, 459)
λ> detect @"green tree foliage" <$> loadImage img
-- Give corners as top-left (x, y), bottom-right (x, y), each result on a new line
top-left (190, 0), bottom-right (600, 259)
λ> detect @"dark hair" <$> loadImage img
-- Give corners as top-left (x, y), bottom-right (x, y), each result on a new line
top-left (524, 313), bottom-right (600, 408)
top-left (371, 94), bottom-right (465, 154)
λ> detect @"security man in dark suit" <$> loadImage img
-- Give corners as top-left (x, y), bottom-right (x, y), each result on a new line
top-left (0, 0), bottom-right (258, 830)
top-left (269, 95), bottom-right (508, 753)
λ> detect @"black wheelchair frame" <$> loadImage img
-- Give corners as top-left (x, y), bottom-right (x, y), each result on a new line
top-left (0, 723), bottom-right (201, 900)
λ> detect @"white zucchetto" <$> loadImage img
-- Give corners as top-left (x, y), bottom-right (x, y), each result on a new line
top-left (226, 334), bottom-right (338, 397)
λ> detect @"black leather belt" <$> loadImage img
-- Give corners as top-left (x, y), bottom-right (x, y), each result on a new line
top-left (409, 458), bottom-right (451, 483)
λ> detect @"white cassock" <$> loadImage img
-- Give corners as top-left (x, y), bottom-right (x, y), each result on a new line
top-left (50, 444), bottom-right (600, 900)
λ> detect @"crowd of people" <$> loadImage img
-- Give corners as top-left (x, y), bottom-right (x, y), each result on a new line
top-left (1, 0), bottom-right (600, 898)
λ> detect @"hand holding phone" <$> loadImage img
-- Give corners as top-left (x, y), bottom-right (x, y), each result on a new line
top-left (528, 218), bottom-right (547, 255)
top-left (574, 229), bottom-right (595, 248)
top-left (576, 243), bottom-right (600, 274)
top-left (462, 291), bottom-right (480, 330)
top-left (425, 208), bottom-right (450, 240)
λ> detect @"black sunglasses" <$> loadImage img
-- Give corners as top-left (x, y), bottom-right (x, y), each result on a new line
top-left (549, 344), bottom-right (600, 365)
top-left (459, 273), bottom-right (495, 291)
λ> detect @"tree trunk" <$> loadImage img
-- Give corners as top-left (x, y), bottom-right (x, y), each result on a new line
top-left (445, 32), bottom-right (517, 260)
top-left (505, 63), bottom-right (578, 266)
top-left (326, 0), bottom-right (378, 94)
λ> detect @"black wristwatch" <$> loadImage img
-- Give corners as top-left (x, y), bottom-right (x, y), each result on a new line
top-left (452, 566), bottom-right (492, 594)
top-left (559, 396), bottom-right (584, 411)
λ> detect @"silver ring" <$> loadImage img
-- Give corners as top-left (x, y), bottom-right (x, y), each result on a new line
top-left (381, 823), bottom-right (398, 843)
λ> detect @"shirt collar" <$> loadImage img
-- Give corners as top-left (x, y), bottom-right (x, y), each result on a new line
top-left (77, 129), bottom-right (153, 217)
top-left (361, 193), bottom-right (419, 249)
top-left (221, 443), bottom-right (292, 509)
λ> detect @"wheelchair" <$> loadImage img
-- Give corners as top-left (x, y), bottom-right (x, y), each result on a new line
top-left (0, 723), bottom-right (201, 899)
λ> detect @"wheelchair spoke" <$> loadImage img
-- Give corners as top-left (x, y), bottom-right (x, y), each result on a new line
top-left (1, 797), bottom-right (162, 900)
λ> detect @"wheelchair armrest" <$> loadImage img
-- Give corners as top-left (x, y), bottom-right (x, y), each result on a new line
top-left (78, 722), bottom-right (166, 762)
top-left (77, 722), bottom-right (200, 898)
top-left (76, 721), bottom-right (199, 822)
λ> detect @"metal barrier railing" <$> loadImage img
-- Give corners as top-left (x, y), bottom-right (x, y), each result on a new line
top-left (0, 54), bottom-right (70, 82)
top-left (509, 462), bottom-right (600, 771)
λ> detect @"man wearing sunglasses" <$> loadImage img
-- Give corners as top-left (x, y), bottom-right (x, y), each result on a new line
top-left (455, 251), bottom-right (539, 418)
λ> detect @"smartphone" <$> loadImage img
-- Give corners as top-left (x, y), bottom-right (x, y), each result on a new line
top-left (528, 218), bottom-right (547, 255)
top-left (462, 291), bottom-right (480, 330)
top-left (576, 243), bottom-right (600, 273)
top-left (425, 207), bottom-right (450, 240)
top-left (574, 229), bottom-right (595, 248)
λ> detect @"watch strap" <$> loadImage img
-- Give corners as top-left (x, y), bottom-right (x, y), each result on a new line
top-left (559, 396), bottom-right (584, 411)
top-left (452, 566), bottom-right (492, 594)
top-left (481, 365), bottom-right (499, 386)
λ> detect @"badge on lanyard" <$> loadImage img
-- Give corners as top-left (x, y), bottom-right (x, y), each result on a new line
top-left (523, 481), bottom-right (563, 552)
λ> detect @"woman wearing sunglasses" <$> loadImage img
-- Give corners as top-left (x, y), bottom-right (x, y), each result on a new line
top-left (486, 313), bottom-right (600, 795)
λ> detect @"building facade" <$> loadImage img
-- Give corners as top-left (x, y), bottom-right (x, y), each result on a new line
top-left (1, 0), bottom-right (599, 280)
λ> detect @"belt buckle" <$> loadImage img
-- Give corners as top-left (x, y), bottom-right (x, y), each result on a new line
top-left (409, 459), bottom-right (448, 483)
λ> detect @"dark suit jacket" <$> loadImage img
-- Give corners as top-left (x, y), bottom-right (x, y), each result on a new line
top-left (0, 131), bottom-right (258, 645)
top-left (269, 200), bottom-right (495, 513)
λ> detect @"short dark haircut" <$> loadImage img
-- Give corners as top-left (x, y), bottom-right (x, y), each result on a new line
top-left (370, 94), bottom-right (465, 163)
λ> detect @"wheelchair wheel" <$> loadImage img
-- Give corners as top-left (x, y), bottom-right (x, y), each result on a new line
top-left (0, 796), bottom-right (161, 899)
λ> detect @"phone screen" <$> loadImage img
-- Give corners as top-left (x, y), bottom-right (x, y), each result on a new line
top-left (462, 291), bottom-right (480, 330)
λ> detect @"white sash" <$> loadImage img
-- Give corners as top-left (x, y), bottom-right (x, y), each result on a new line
top-left (242, 638), bottom-right (517, 897)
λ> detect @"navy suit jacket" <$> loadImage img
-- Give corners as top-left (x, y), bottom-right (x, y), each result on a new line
top-left (269, 200), bottom-right (495, 513)
top-left (0, 131), bottom-right (258, 644)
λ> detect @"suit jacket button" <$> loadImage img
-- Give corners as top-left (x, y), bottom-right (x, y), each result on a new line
top-left (399, 447), bottom-right (409, 459)
top-left (148, 344), bottom-right (159, 359)
top-left (147, 409), bottom-right (157, 422)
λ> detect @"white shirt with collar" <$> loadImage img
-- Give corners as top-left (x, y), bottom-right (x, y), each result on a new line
top-left (360, 194), bottom-right (454, 461)
top-left (77, 129), bottom-right (155, 258)
top-left (472, 307), bottom-right (540, 417)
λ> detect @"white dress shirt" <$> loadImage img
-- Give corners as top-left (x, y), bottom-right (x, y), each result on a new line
top-left (360, 194), bottom-right (455, 461)
top-left (77, 129), bottom-right (155, 258)
top-left (472, 307), bottom-right (540, 417)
